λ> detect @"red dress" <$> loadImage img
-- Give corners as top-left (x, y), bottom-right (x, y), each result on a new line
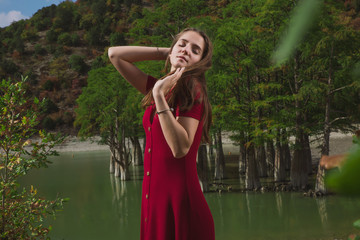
top-left (140, 75), bottom-right (215, 240)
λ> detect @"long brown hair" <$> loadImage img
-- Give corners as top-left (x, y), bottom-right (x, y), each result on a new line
top-left (142, 28), bottom-right (213, 143)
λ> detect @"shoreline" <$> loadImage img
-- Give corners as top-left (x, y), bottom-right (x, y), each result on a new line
top-left (54, 136), bottom-right (109, 152)
top-left (53, 132), bottom-right (355, 158)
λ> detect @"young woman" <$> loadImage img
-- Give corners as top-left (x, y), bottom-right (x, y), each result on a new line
top-left (108, 28), bottom-right (215, 240)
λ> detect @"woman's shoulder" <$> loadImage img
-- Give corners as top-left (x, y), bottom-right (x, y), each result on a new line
top-left (192, 78), bottom-right (205, 102)
top-left (146, 75), bottom-right (158, 92)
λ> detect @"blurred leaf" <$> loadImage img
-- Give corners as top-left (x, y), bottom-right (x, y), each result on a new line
top-left (272, 0), bottom-right (323, 66)
top-left (348, 234), bottom-right (360, 240)
top-left (326, 140), bottom-right (360, 196)
top-left (354, 219), bottom-right (360, 229)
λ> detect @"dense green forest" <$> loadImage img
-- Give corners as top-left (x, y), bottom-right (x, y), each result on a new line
top-left (1, 0), bottom-right (360, 190)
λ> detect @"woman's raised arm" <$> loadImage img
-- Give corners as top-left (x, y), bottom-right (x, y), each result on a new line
top-left (108, 46), bottom-right (169, 94)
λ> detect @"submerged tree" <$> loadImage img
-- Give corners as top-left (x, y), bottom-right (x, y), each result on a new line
top-left (76, 66), bottom-right (129, 180)
top-left (75, 65), bottom-right (150, 180)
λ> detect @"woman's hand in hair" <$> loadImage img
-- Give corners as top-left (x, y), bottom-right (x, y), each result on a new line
top-left (152, 67), bottom-right (185, 97)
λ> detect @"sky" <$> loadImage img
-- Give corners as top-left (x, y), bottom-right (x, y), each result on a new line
top-left (0, 0), bottom-right (74, 28)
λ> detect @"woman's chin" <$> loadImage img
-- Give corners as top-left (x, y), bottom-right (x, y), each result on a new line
top-left (171, 63), bottom-right (187, 70)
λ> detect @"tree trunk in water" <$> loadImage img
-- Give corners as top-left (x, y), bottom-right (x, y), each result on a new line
top-left (207, 138), bottom-right (215, 167)
top-left (114, 161), bottom-right (120, 177)
top-left (130, 136), bottom-right (143, 166)
top-left (291, 135), bottom-right (309, 189)
top-left (119, 126), bottom-right (130, 180)
top-left (304, 133), bottom-right (312, 174)
top-left (274, 134), bottom-right (286, 182)
top-left (214, 129), bottom-right (225, 180)
top-left (108, 132), bottom-right (116, 174)
top-left (119, 162), bottom-right (130, 180)
top-left (116, 144), bottom-right (130, 181)
top-left (254, 68), bottom-right (267, 178)
top-left (316, 42), bottom-right (333, 194)
top-left (113, 120), bottom-right (130, 180)
top-left (239, 140), bottom-right (246, 175)
top-left (197, 144), bottom-right (210, 192)
top-left (266, 139), bottom-right (275, 177)
top-left (316, 105), bottom-right (331, 193)
top-left (110, 152), bottom-right (115, 174)
top-left (245, 144), bottom-right (261, 189)
top-left (291, 54), bottom-right (308, 189)
top-left (282, 142), bottom-right (291, 171)
top-left (255, 145), bottom-right (267, 177)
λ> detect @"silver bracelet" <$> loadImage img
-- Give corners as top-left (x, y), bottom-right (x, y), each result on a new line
top-left (156, 108), bottom-right (174, 115)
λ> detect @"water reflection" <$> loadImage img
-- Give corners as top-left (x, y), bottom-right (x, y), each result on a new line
top-left (206, 191), bottom-right (360, 240)
top-left (316, 197), bottom-right (328, 230)
top-left (245, 192), bottom-right (252, 225)
top-left (18, 151), bottom-right (360, 240)
top-left (275, 192), bottom-right (283, 217)
top-left (110, 174), bottom-right (129, 226)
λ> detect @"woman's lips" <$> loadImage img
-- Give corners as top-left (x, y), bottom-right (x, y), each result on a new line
top-left (177, 56), bottom-right (187, 62)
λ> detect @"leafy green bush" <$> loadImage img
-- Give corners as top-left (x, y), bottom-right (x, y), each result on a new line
top-left (57, 32), bottom-right (72, 46)
top-left (54, 46), bottom-right (65, 58)
top-left (91, 1), bottom-right (107, 17)
top-left (46, 44), bottom-right (56, 54)
top-left (0, 77), bottom-right (66, 239)
top-left (68, 55), bottom-right (88, 74)
top-left (43, 80), bottom-right (54, 91)
top-left (23, 70), bottom-right (38, 86)
top-left (46, 29), bottom-right (58, 43)
top-left (85, 27), bottom-right (102, 46)
top-left (21, 28), bottom-right (38, 42)
top-left (10, 37), bottom-right (25, 54)
top-left (63, 111), bottom-right (74, 126)
top-left (34, 44), bottom-right (47, 55)
top-left (53, 1), bottom-right (75, 31)
top-left (33, 17), bottom-right (52, 31)
top-left (41, 98), bottom-right (58, 114)
top-left (42, 116), bottom-right (56, 130)
top-left (79, 13), bottom-right (95, 30)
top-left (110, 32), bottom-right (127, 46)
top-left (0, 59), bottom-right (19, 75)
top-left (71, 33), bottom-right (81, 46)
top-left (91, 56), bottom-right (106, 70)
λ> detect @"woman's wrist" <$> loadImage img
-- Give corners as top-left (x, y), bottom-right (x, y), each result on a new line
top-left (156, 47), bottom-right (170, 60)
top-left (152, 88), bottom-right (164, 99)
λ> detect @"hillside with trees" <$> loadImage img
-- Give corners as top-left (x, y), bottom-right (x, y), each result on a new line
top-left (1, 0), bottom-right (360, 190)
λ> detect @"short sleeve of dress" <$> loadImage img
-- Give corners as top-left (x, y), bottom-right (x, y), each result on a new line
top-left (176, 102), bottom-right (203, 121)
top-left (176, 90), bottom-right (204, 121)
top-left (146, 75), bottom-right (157, 93)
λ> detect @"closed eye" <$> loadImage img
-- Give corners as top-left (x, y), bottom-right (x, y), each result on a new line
top-left (178, 39), bottom-right (202, 55)
top-left (192, 48), bottom-right (200, 54)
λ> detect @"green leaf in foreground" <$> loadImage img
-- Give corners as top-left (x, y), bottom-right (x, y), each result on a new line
top-left (354, 219), bottom-right (360, 229)
top-left (272, 0), bottom-right (323, 66)
top-left (326, 138), bottom-right (360, 196)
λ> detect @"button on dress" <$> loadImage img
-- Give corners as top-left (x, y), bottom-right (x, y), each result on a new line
top-left (140, 75), bottom-right (215, 240)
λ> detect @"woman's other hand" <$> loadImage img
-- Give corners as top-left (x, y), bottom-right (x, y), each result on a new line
top-left (152, 67), bottom-right (185, 97)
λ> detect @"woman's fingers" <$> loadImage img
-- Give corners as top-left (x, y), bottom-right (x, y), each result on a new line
top-left (177, 67), bottom-right (185, 78)
top-left (173, 67), bottom-right (185, 81)
top-left (153, 67), bottom-right (185, 95)
top-left (169, 67), bottom-right (185, 87)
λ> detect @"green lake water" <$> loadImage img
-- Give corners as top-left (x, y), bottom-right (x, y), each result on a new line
top-left (19, 151), bottom-right (360, 240)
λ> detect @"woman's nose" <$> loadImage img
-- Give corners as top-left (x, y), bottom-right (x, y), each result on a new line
top-left (180, 46), bottom-right (189, 54)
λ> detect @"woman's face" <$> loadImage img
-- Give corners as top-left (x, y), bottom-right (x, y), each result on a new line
top-left (169, 31), bottom-right (205, 71)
